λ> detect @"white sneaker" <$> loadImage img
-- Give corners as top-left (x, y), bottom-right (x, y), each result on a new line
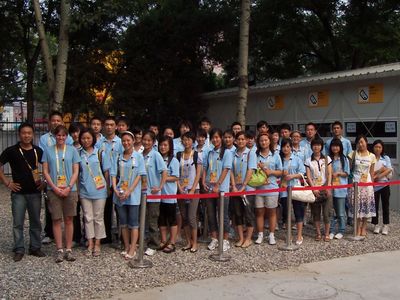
top-left (255, 233), bottom-right (264, 244)
top-left (223, 240), bottom-right (230, 252)
top-left (207, 238), bottom-right (218, 251)
top-left (382, 225), bottom-right (389, 235)
top-left (42, 236), bottom-right (52, 244)
top-left (144, 248), bottom-right (156, 256)
top-left (334, 233), bottom-right (343, 240)
top-left (373, 225), bottom-right (381, 234)
top-left (329, 233), bottom-right (335, 240)
top-left (268, 234), bottom-right (276, 245)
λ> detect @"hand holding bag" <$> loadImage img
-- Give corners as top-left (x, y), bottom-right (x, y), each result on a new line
top-left (291, 174), bottom-right (316, 203)
top-left (248, 168), bottom-right (268, 187)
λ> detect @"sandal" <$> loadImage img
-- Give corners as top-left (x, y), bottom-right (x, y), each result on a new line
top-left (158, 241), bottom-right (168, 251)
top-left (315, 234), bottom-right (322, 241)
top-left (241, 240), bottom-right (253, 248)
top-left (162, 244), bottom-right (176, 254)
top-left (182, 245), bottom-right (192, 251)
top-left (124, 252), bottom-right (136, 260)
top-left (86, 248), bottom-right (93, 257)
top-left (93, 248), bottom-right (101, 257)
top-left (190, 248), bottom-right (198, 253)
top-left (324, 235), bottom-right (330, 242)
top-left (235, 241), bottom-right (244, 247)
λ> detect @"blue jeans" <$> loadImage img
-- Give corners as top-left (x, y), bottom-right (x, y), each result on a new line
top-left (11, 192), bottom-right (42, 253)
top-left (330, 197), bottom-right (346, 234)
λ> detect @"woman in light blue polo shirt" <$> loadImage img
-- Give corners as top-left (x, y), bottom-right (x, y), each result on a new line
top-left (111, 131), bottom-right (146, 260)
top-left (158, 136), bottom-right (180, 253)
top-left (254, 133), bottom-right (282, 246)
top-left (78, 128), bottom-right (111, 257)
top-left (279, 138), bottom-right (306, 245)
top-left (329, 138), bottom-right (349, 240)
top-left (230, 131), bottom-right (256, 248)
top-left (202, 128), bottom-right (233, 252)
top-left (42, 125), bottom-right (81, 263)
top-left (141, 130), bottom-right (167, 256)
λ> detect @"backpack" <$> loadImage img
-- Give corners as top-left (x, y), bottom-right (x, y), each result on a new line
top-left (176, 150), bottom-right (199, 169)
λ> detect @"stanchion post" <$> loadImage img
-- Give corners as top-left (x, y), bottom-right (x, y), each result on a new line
top-left (348, 182), bottom-right (364, 241)
top-left (209, 192), bottom-right (231, 262)
top-left (129, 192), bottom-right (153, 268)
top-left (279, 186), bottom-right (299, 251)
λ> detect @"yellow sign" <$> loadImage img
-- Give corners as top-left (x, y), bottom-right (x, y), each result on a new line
top-left (266, 96), bottom-right (284, 110)
top-left (358, 84), bottom-right (384, 103)
top-left (308, 91), bottom-right (329, 107)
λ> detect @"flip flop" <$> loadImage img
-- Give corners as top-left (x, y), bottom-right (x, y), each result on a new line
top-left (182, 245), bottom-right (192, 251)
top-left (163, 244), bottom-right (176, 254)
top-left (190, 248), bottom-right (198, 253)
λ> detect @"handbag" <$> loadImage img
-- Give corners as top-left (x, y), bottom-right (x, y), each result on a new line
top-left (291, 174), bottom-right (316, 203)
top-left (248, 168), bottom-right (268, 187)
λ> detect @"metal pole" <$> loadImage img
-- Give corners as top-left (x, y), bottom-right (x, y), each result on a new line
top-left (348, 182), bottom-right (364, 241)
top-left (279, 186), bottom-right (299, 251)
top-left (209, 192), bottom-right (231, 262)
top-left (129, 192), bottom-right (153, 268)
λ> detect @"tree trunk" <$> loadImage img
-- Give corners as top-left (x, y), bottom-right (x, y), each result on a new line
top-left (25, 43), bottom-right (41, 123)
top-left (52, 0), bottom-right (71, 112)
top-left (32, 0), bottom-right (55, 113)
top-left (236, 0), bottom-right (251, 127)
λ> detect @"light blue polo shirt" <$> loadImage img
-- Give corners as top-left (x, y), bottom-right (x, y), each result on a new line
top-left (161, 157), bottom-right (179, 204)
top-left (78, 148), bottom-right (111, 200)
top-left (143, 149), bottom-right (167, 202)
top-left (374, 155), bottom-right (392, 192)
top-left (331, 156), bottom-right (350, 198)
top-left (42, 145), bottom-right (81, 191)
top-left (94, 133), bottom-right (105, 149)
top-left (173, 138), bottom-right (185, 156)
top-left (226, 145), bottom-right (236, 154)
top-left (203, 147), bottom-right (233, 193)
top-left (299, 138), bottom-right (313, 160)
top-left (280, 154), bottom-right (306, 198)
top-left (39, 132), bottom-right (73, 151)
top-left (232, 148), bottom-right (257, 192)
top-left (292, 145), bottom-right (306, 163)
top-left (111, 151), bottom-right (146, 206)
top-left (256, 150), bottom-right (282, 197)
top-left (324, 137), bottom-right (352, 157)
top-left (99, 135), bottom-right (123, 164)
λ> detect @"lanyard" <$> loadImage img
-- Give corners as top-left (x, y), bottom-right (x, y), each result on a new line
top-left (259, 151), bottom-right (271, 169)
top-left (19, 147), bottom-right (38, 171)
top-left (180, 150), bottom-right (193, 178)
top-left (102, 140), bottom-right (115, 158)
top-left (119, 155), bottom-right (135, 182)
top-left (55, 145), bottom-right (66, 176)
top-left (47, 133), bottom-right (54, 147)
top-left (234, 150), bottom-right (245, 177)
top-left (82, 151), bottom-right (103, 181)
top-left (209, 150), bottom-right (220, 173)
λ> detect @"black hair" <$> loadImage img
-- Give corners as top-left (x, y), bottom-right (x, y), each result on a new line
top-left (280, 123), bottom-right (291, 132)
top-left (116, 116), bottom-right (130, 127)
top-left (256, 133), bottom-right (274, 156)
top-left (104, 116), bottom-right (116, 123)
top-left (18, 122), bottom-right (34, 133)
top-left (311, 137), bottom-right (325, 161)
top-left (149, 123), bottom-right (159, 129)
top-left (256, 120), bottom-right (268, 129)
top-left (196, 128), bottom-right (207, 139)
top-left (158, 136), bottom-right (174, 166)
top-left (200, 116), bottom-right (211, 124)
top-left (90, 116), bottom-right (103, 125)
top-left (178, 120), bottom-right (193, 134)
top-left (332, 121), bottom-right (343, 129)
top-left (68, 122), bottom-right (84, 135)
top-left (79, 127), bottom-right (97, 148)
top-left (355, 134), bottom-right (368, 147)
top-left (142, 130), bottom-right (156, 143)
top-left (163, 125), bottom-right (175, 137)
top-left (305, 122), bottom-right (317, 130)
top-left (49, 111), bottom-right (63, 120)
top-left (210, 128), bottom-right (226, 159)
top-left (245, 130), bottom-right (255, 139)
top-left (182, 131), bottom-right (196, 142)
top-left (231, 121), bottom-right (242, 129)
top-left (235, 131), bottom-right (246, 140)
top-left (372, 139), bottom-right (385, 156)
top-left (329, 138), bottom-right (345, 170)
top-left (132, 126), bottom-right (143, 135)
top-left (279, 138), bottom-right (293, 162)
top-left (223, 129), bottom-right (234, 137)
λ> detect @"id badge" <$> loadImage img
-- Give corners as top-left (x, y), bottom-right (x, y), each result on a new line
top-left (210, 172), bottom-right (217, 183)
top-left (57, 175), bottom-right (67, 188)
top-left (120, 181), bottom-right (129, 192)
top-left (94, 176), bottom-right (105, 190)
top-left (32, 169), bottom-right (41, 184)
top-left (361, 173), bottom-right (368, 183)
top-left (315, 176), bottom-right (323, 186)
top-left (281, 180), bottom-right (287, 188)
top-left (181, 177), bottom-right (189, 187)
top-left (333, 176), bottom-right (340, 186)
top-left (236, 173), bottom-right (242, 184)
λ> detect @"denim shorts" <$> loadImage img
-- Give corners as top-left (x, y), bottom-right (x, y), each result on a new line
top-left (116, 204), bottom-right (139, 229)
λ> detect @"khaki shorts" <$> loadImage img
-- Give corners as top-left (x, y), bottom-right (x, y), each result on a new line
top-left (47, 190), bottom-right (78, 220)
top-left (255, 195), bottom-right (279, 209)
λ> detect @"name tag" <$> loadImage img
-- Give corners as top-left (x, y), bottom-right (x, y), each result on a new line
top-left (333, 176), bottom-right (340, 186)
top-left (361, 173), bottom-right (368, 183)
top-left (32, 169), bottom-right (41, 184)
top-left (315, 176), bottom-right (323, 186)
top-left (94, 176), bottom-right (105, 190)
top-left (281, 179), bottom-right (287, 188)
top-left (236, 173), bottom-right (242, 184)
top-left (210, 172), bottom-right (217, 183)
top-left (181, 177), bottom-right (189, 187)
top-left (120, 180), bottom-right (129, 192)
top-left (57, 175), bottom-right (67, 188)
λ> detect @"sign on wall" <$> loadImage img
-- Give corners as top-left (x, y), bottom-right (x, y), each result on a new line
top-left (266, 95), bottom-right (284, 110)
top-left (358, 84), bottom-right (384, 103)
top-left (308, 91), bottom-right (329, 107)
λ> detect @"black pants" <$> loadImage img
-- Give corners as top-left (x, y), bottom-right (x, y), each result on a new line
top-left (73, 199), bottom-right (83, 243)
top-left (231, 196), bottom-right (255, 227)
top-left (44, 199), bottom-right (54, 239)
top-left (372, 186), bottom-right (390, 225)
top-left (102, 193), bottom-right (114, 244)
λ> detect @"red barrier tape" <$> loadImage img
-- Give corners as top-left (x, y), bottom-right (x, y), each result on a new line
top-left (146, 180), bottom-right (397, 200)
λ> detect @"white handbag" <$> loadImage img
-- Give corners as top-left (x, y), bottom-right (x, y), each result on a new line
top-left (291, 174), bottom-right (316, 203)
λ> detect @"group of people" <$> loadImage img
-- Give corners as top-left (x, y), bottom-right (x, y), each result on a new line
top-left (0, 113), bottom-right (393, 263)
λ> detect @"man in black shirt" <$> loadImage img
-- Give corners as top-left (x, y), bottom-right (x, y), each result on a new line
top-left (0, 123), bottom-right (46, 261)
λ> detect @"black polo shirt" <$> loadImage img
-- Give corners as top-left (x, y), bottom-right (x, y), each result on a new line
top-left (0, 143), bottom-right (43, 194)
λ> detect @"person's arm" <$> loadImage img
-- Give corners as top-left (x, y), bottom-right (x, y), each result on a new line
top-left (370, 163), bottom-right (375, 181)
top-left (0, 163), bottom-right (21, 192)
top-left (212, 168), bottom-right (229, 193)
top-left (326, 163), bottom-right (333, 197)
top-left (62, 163), bottom-right (79, 197)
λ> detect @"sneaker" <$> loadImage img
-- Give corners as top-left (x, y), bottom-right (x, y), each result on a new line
top-left (13, 252), bottom-right (24, 262)
top-left (29, 249), bottom-right (46, 257)
top-left (207, 238), bottom-right (218, 251)
top-left (382, 225), bottom-right (389, 235)
top-left (268, 234), bottom-right (276, 245)
top-left (373, 225), bottom-right (381, 234)
top-left (255, 233), bottom-right (264, 244)
top-left (55, 249), bottom-right (64, 263)
top-left (223, 240), bottom-right (230, 252)
top-left (329, 233), bottom-right (335, 240)
top-left (334, 233), bottom-right (343, 240)
top-left (144, 248), bottom-right (157, 256)
top-left (42, 236), bottom-right (52, 244)
top-left (64, 250), bottom-right (76, 262)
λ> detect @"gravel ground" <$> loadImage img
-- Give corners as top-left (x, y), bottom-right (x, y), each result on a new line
top-left (1, 184), bottom-right (400, 300)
